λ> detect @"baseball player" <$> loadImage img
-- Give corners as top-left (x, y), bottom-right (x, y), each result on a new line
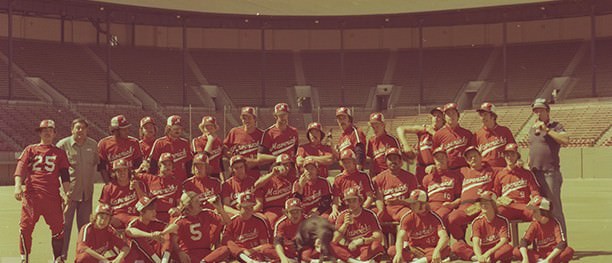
top-left (274, 198), bottom-right (306, 263)
top-left (335, 107), bottom-right (367, 169)
top-left (389, 189), bottom-right (450, 263)
top-left (139, 116), bottom-right (157, 158)
top-left (296, 122), bottom-right (335, 178)
top-left (514, 197), bottom-right (574, 263)
top-left (451, 191), bottom-right (514, 263)
top-left (330, 149), bottom-right (376, 221)
top-left (182, 153), bottom-right (222, 210)
top-left (98, 115), bottom-right (144, 183)
top-left (14, 119), bottom-right (71, 263)
top-left (494, 143), bottom-right (541, 222)
top-left (134, 152), bottom-right (182, 223)
top-left (331, 187), bottom-right (384, 262)
top-left (473, 102), bottom-right (517, 168)
top-left (75, 204), bottom-right (130, 263)
top-left (447, 146), bottom-right (499, 241)
top-left (192, 116), bottom-right (224, 179)
top-left (223, 106), bottom-right (264, 179)
top-left (215, 192), bottom-right (278, 262)
top-left (372, 147), bottom-right (420, 226)
top-left (221, 155), bottom-right (261, 216)
top-left (124, 196), bottom-right (173, 263)
top-left (99, 159), bottom-right (146, 229)
top-left (396, 106), bottom-right (446, 184)
top-left (366, 112), bottom-right (401, 176)
top-left (167, 191), bottom-right (231, 263)
top-left (421, 147), bottom-right (462, 221)
top-left (148, 115), bottom-right (193, 182)
top-left (254, 154), bottom-right (296, 225)
top-left (258, 103), bottom-right (299, 166)
top-left (432, 103), bottom-right (473, 170)
top-left (292, 157), bottom-right (333, 218)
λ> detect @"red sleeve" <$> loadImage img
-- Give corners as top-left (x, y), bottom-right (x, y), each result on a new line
top-left (148, 139), bottom-right (162, 162)
top-left (259, 130), bottom-right (272, 152)
top-left (99, 184), bottom-right (110, 204)
top-left (58, 149), bottom-right (71, 170)
top-left (133, 140), bottom-right (143, 162)
top-left (506, 127), bottom-right (516, 144)
top-left (221, 182), bottom-right (231, 200)
top-left (357, 130), bottom-right (366, 145)
top-left (362, 174), bottom-right (375, 195)
top-left (472, 219), bottom-right (483, 239)
top-left (401, 215), bottom-right (413, 235)
top-left (98, 140), bottom-right (108, 163)
top-left (322, 180), bottom-right (332, 196)
top-left (453, 171), bottom-right (463, 197)
top-left (493, 173), bottom-right (502, 196)
top-left (332, 178), bottom-right (342, 197)
top-left (526, 171), bottom-right (541, 198)
top-left (221, 222), bottom-right (233, 245)
top-left (14, 146), bottom-right (31, 177)
top-left (275, 220), bottom-right (286, 238)
top-left (553, 221), bottom-right (565, 244)
top-left (432, 131), bottom-right (441, 149)
top-left (110, 228), bottom-right (128, 249)
top-left (499, 219), bottom-right (509, 239)
top-left (522, 221), bottom-right (538, 243)
top-left (223, 129), bottom-right (234, 148)
top-left (76, 225), bottom-right (88, 254)
top-left (366, 139), bottom-right (373, 159)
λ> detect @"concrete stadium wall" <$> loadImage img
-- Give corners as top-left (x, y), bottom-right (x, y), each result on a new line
top-left (2, 14), bottom-right (612, 49)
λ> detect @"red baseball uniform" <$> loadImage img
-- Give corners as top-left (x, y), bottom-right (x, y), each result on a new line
top-left (514, 218), bottom-right (574, 263)
top-left (182, 176), bottom-right (222, 210)
top-left (292, 177), bottom-right (332, 214)
top-left (450, 214), bottom-right (513, 262)
top-left (367, 133), bottom-right (401, 176)
top-left (224, 126), bottom-right (264, 178)
top-left (332, 170), bottom-right (375, 207)
top-left (99, 182), bottom-right (140, 228)
top-left (473, 125), bottom-right (516, 168)
top-left (415, 128), bottom-right (435, 182)
top-left (333, 208), bottom-right (384, 261)
top-left (98, 135), bottom-right (143, 171)
top-left (221, 176), bottom-right (257, 209)
top-left (140, 137), bottom-right (155, 159)
top-left (337, 126), bottom-right (366, 165)
top-left (388, 210), bottom-right (450, 262)
top-left (15, 144), bottom-right (71, 255)
top-left (173, 209), bottom-right (222, 261)
top-left (257, 175), bottom-right (294, 224)
top-left (422, 169), bottom-right (462, 220)
top-left (432, 125), bottom-right (473, 169)
top-left (192, 135), bottom-right (224, 175)
top-left (274, 215), bottom-right (305, 258)
top-left (75, 223), bottom-right (127, 263)
top-left (494, 166), bottom-right (541, 221)
top-left (259, 125), bottom-right (299, 157)
top-left (134, 173), bottom-right (182, 222)
top-left (222, 214), bottom-right (271, 248)
top-left (297, 142), bottom-right (333, 178)
top-left (125, 218), bottom-right (170, 262)
top-left (372, 169), bottom-right (420, 222)
top-left (148, 136), bottom-right (193, 182)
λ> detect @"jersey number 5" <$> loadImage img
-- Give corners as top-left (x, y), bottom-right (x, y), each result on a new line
top-left (189, 223), bottom-right (202, 241)
top-left (33, 155), bottom-right (57, 172)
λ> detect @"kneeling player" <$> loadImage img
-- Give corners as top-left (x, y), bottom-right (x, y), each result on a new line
top-left (389, 189), bottom-right (450, 263)
top-left (331, 187), bottom-right (384, 262)
top-left (274, 198), bottom-right (306, 262)
top-left (75, 204), bottom-right (130, 263)
top-left (514, 197), bottom-right (574, 263)
top-left (125, 196), bottom-right (173, 263)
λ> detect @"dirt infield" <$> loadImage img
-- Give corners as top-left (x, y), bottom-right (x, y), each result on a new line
top-left (0, 178), bottom-right (610, 262)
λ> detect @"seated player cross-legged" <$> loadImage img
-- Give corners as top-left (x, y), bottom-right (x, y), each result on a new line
top-left (274, 198), bottom-right (307, 263)
top-left (332, 187), bottom-right (385, 263)
top-left (422, 147), bottom-right (462, 222)
top-left (330, 149), bottom-right (376, 222)
top-left (124, 196), bottom-right (174, 263)
top-left (99, 159), bottom-right (146, 230)
top-left (388, 189), bottom-right (450, 263)
top-left (75, 204), bottom-right (130, 263)
top-left (514, 197), bottom-right (574, 263)
top-left (452, 191), bottom-right (514, 263)
top-left (292, 156), bottom-right (333, 218)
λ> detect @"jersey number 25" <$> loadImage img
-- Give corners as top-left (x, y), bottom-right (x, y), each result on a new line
top-left (33, 155), bottom-right (57, 172)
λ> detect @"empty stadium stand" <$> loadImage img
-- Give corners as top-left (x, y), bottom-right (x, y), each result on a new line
top-left (569, 38), bottom-right (612, 99)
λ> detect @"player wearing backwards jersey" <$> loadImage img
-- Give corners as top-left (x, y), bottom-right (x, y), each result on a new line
top-left (182, 153), bottom-right (222, 210)
top-left (134, 152), bottom-right (182, 223)
top-left (296, 122), bottom-right (335, 178)
top-left (372, 147), bottom-right (420, 226)
top-left (274, 198), bottom-right (306, 263)
top-left (494, 143), bottom-right (542, 222)
top-left (221, 155), bottom-right (262, 216)
top-left (258, 103), bottom-right (300, 167)
top-left (452, 191), bottom-right (513, 263)
top-left (389, 189), bottom-right (450, 263)
top-left (367, 112), bottom-right (401, 177)
top-left (75, 204), bottom-right (130, 263)
top-left (139, 116), bottom-right (157, 158)
top-left (192, 116), bottom-right (225, 179)
top-left (514, 197), bottom-right (574, 263)
top-left (125, 196), bottom-right (174, 263)
top-left (254, 154), bottom-right (296, 225)
top-left (224, 106), bottom-right (264, 179)
top-left (166, 191), bottom-right (231, 263)
top-left (473, 102), bottom-right (516, 168)
top-left (447, 146), bottom-right (499, 241)
top-left (335, 107), bottom-right (367, 169)
top-left (99, 159), bottom-right (146, 229)
top-left (98, 115), bottom-right (144, 183)
top-left (396, 106), bottom-right (446, 184)
top-left (14, 120), bottom-right (71, 263)
top-left (148, 115), bottom-right (193, 182)
top-left (330, 149), bottom-right (376, 222)
top-left (292, 157), bottom-right (333, 218)
top-left (421, 147), bottom-right (462, 221)
top-left (433, 103), bottom-right (473, 170)
top-left (332, 187), bottom-right (384, 262)
top-left (215, 192), bottom-right (278, 262)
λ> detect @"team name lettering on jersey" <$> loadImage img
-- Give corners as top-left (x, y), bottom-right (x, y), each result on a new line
top-left (151, 184), bottom-right (178, 197)
top-left (265, 185), bottom-right (292, 202)
top-left (478, 137), bottom-right (507, 156)
top-left (501, 179), bottom-right (527, 195)
top-left (237, 228), bottom-right (259, 243)
top-left (110, 192), bottom-right (138, 208)
top-left (372, 147), bottom-right (388, 159)
top-left (536, 236), bottom-right (556, 248)
top-left (172, 149), bottom-right (188, 162)
top-left (302, 190), bottom-right (322, 206)
top-left (348, 223), bottom-right (371, 238)
top-left (338, 139), bottom-right (351, 152)
top-left (382, 184), bottom-right (409, 200)
top-left (443, 137), bottom-right (468, 152)
top-left (427, 180), bottom-right (455, 192)
top-left (412, 225), bottom-right (436, 239)
top-left (235, 143), bottom-right (259, 155)
top-left (482, 234), bottom-right (500, 245)
top-left (270, 137), bottom-right (297, 156)
top-left (108, 147), bottom-right (135, 162)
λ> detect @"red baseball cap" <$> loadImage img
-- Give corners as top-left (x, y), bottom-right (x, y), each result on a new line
top-left (479, 191), bottom-right (497, 202)
top-left (335, 107), bottom-right (352, 117)
top-left (284, 198), bottom-right (303, 211)
top-left (110, 115), bottom-right (131, 130)
top-left (140, 116), bottom-right (155, 127)
top-left (503, 143), bottom-right (521, 158)
top-left (237, 192), bottom-right (256, 207)
top-left (430, 107), bottom-right (444, 116)
top-left (385, 147), bottom-right (402, 159)
top-left (230, 155), bottom-right (247, 167)
top-left (463, 146), bottom-right (480, 157)
top-left (166, 115), bottom-right (183, 126)
top-left (303, 156), bottom-right (318, 168)
top-left (275, 153), bottom-right (293, 165)
top-left (159, 152), bottom-right (174, 164)
top-left (306, 122), bottom-right (325, 142)
top-left (135, 196), bottom-right (157, 212)
top-left (343, 187), bottom-right (361, 200)
top-left (200, 116), bottom-right (217, 127)
top-left (241, 106), bottom-right (257, 117)
top-left (112, 159), bottom-right (130, 171)
top-left (476, 102), bottom-right (497, 116)
top-left (193, 153), bottom-right (208, 165)
top-left (407, 189), bottom-right (428, 203)
top-left (369, 112), bottom-right (385, 124)
top-left (35, 119), bottom-right (56, 131)
top-left (94, 203), bottom-right (112, 215)
top-left (180, 191), bottom-right (199, 207)
top-left (443, 103), bottom-right (459, 113)
top-left (274, 103), bottom-right (290, 115)
top-left (340, 149), bottom-right (356, 160)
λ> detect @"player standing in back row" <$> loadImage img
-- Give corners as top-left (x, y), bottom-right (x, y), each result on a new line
top-left (258, 103), bottom-right (299, 166)
top-left (14, 120), bottom-right (71, 263)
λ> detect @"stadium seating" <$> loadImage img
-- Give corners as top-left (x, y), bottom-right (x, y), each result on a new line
top-left (569, 38), bottom-right (612, 99)
top-left (343, 50), bottom-right (389, 106)
top-left (302, 51), bottom-right (343, 107)
top-left (262, 51), bottom-right (297, 106)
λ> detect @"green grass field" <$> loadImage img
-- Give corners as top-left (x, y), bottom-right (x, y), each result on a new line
top-left (0, 178), bottom-right (611, 262)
